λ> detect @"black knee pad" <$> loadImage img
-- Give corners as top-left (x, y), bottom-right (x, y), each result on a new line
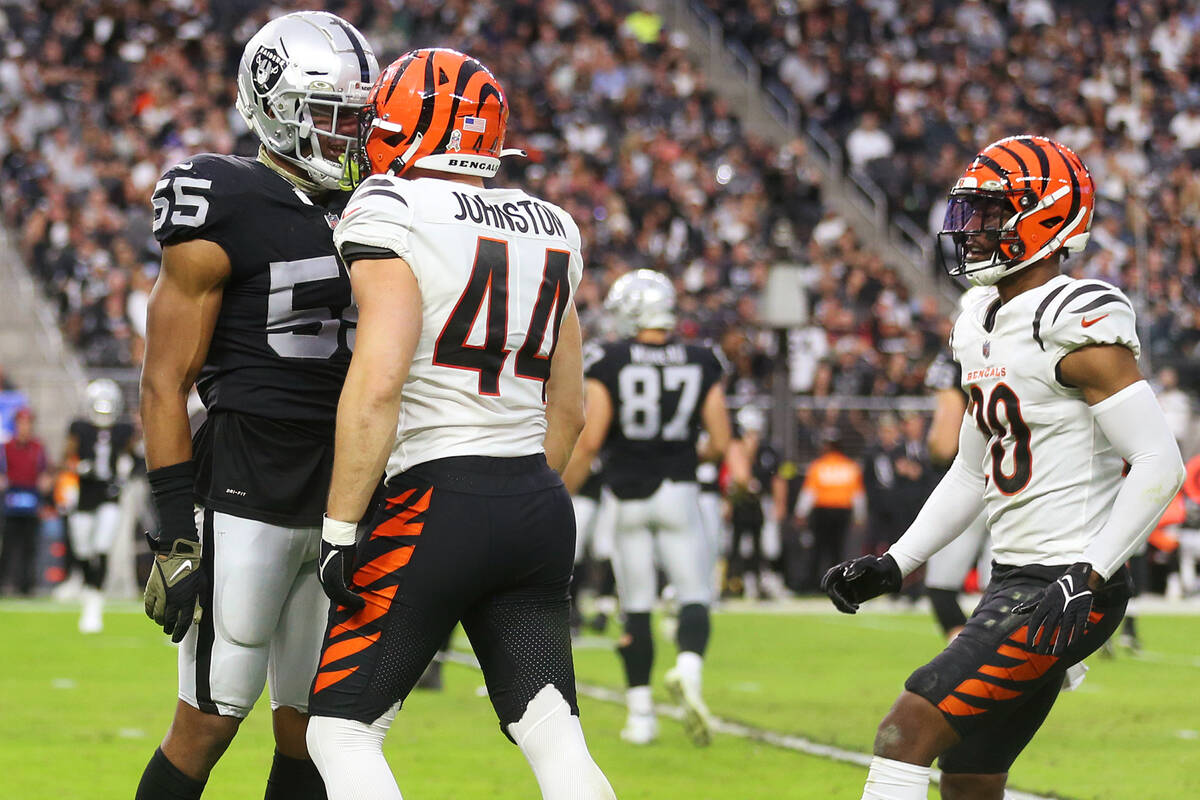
top-left (676, 603), bottom-right (710, 656)
top-left (83, 554), bottom-right (108, 589)
top-left (617, 612), bottom-right (654, 687)
top-left (928, 588), bottom-right (967, 634)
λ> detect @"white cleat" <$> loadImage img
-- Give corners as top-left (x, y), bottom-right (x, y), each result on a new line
top-left (665, 668), bottom-right (713, 746)
top-left (619, 712), bottom-right (659, 745)
top-left (79, 588), bottom-right (104, 634)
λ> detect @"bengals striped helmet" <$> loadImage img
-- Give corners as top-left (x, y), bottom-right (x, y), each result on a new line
top-left (938, 135), bottom-right (1094, 286)
top-left (356, 48), bottom-right (524, 180)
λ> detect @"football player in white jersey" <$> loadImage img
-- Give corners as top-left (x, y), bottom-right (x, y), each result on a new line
top-left (821, 136), bottom-right (1184, 800)
top-left (303, 49), bottom-right (616, 800)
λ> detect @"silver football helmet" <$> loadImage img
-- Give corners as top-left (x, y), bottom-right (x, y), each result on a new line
top-left (604, 269), bottom-right (677, 336)
top-left (85, 379), bottom-right (123, 428)
top-left (235, 11), bottom-right (379, 190)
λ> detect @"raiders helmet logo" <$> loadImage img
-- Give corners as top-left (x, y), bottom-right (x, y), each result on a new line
top-left (251, 46), bottom-right (286, 96)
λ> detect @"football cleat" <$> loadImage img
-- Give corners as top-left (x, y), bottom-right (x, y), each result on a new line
top-left (619, 712), bottom-right (659, 745)
top-left (665, 668), bottom-right (714, 747)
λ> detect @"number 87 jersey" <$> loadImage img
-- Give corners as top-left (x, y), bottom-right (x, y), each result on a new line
top-left (951, 274), bottom-right (1141, 567)
top-left (333, 175), bottom-right (584, 476)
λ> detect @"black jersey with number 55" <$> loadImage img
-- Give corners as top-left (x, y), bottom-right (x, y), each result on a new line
top-left (151, 153), bottom-right (353, 526)
top-left (586, 340), bottom-right (724, 499)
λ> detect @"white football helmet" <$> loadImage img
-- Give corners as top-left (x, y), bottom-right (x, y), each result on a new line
top-left (736, 404), bottom-right (766, 436)
top-left (235, 11), bottom-right (379, 190)
top-left (604, 270), bottom-right (677, 336)
top-left (85, 379), bottom-right (123, 428)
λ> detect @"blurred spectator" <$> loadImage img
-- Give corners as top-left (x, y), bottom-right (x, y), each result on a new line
top-left (1156, 365), bottom-right (1194, 447)
top-left (0, 408), bottom-right (50, 596)
top-left (862, 414), bottom-right (904, 555)
top-left (794, 429), bottom-right (866, 579)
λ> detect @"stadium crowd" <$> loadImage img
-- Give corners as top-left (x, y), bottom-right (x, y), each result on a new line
top-left (0, 0), bottom-right (1198, 597)
top-left (708, 0), bottom-right (1200, 373)
top-left (0, 0), bottom-right (950, 421)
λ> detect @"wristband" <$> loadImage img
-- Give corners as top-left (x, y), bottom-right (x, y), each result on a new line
top-left (148, 460), bottom-right (197, 547)
top-left (322, 515), bottom-right (359, 546)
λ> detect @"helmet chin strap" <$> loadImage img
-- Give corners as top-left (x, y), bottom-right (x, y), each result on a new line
top-left (257, 145), bottom-right (327, 196)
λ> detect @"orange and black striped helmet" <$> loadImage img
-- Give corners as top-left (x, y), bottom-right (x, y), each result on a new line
top-left (938, 135), bottom-right (1094, 286)
top-left (355, 48), bottom-right (522, 180)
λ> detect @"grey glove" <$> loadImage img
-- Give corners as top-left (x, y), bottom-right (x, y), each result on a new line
top-left (144, 536), bottom-right (205, 643)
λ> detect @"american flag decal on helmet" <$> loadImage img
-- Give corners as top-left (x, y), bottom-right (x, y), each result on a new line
top-left (462, 116), bottom-right (487, 133)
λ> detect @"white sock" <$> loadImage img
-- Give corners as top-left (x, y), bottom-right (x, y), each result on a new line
top-left (626, 685), bottom-right (653, 716)
top-left (307, 709), bottom-right (402, 800)
top-left (861, 756), bottom-right (931, 800)
top-left (508, 685), bottom-right (617, 800)
top-left (675, 651), bottom-right (703, 688)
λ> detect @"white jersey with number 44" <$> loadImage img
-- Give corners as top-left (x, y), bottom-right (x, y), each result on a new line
top-left (951, 274), bottom-right (1141, 567)
top-left (333, 175), bottom-right (583, 478)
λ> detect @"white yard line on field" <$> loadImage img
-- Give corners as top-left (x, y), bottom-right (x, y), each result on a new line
top-left (438, 650), bottom-right (1061, 800)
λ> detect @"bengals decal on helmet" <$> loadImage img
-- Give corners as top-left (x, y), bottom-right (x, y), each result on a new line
top-left (355, 48), bottom-right (525, 180)
top-left (938, 135), bottom-right (1095, 287)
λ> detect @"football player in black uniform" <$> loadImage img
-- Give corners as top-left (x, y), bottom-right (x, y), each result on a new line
top-left (64, 379), bottom-right (135, 633)
top-left (564, 270), bottom-right (731, 746)
top-left (135, 12), bottom-right (377, 800)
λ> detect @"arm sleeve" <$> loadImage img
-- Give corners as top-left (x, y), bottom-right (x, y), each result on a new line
top-left (1082, 380), bottom-right (1185, 577)
top-left (886, 414), bottom-right (989, 577)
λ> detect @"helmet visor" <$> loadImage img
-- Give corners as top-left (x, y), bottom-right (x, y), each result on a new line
top-left (938, 193), bottom-right (1013, 277)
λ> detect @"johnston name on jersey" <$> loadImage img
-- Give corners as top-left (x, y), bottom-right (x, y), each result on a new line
top-left (585, 340), bottom-right (724, 500)
top-left (151, 153), bottom-right (355, 525)
top-left (333, 175), bottom-right (583, 477)
top-left (951, 274), bottom-right (1140, 566)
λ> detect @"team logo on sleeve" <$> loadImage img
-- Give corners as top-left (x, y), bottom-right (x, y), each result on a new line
top-left (251, 46), bottom-right (287, 96)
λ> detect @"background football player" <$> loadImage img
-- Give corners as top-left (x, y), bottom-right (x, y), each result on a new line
top-left (921, 327), bottom-right (992, 639)
top-left (61, 378), bottom-right (134, 633)
top-left (564, 270), bottom-right (731, 746)
top-left (136, 12), bottom-right (377, 800)
top-left (822, 135), bottom-right (1185, 800)
top-left (303, 48), bottom-right (616, 800)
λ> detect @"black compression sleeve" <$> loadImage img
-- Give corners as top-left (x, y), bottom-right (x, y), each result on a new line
top-left (147, 460), bottom-right (198, 547)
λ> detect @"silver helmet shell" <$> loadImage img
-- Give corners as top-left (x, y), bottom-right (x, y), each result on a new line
top-left (235, 11), bottom-right (378, 190)
top-left (85, 379), bottom-right (124, 428)
top-left (604, 269), bottom-right (677, 336)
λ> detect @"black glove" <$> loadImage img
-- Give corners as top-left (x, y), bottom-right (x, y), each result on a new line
top-left (821, 554), bottom-right (902, 614)
top-left (1012, 562), bottom-right (1095, 656)
top-left (144, 534), bottom-right (205, 643)
top-left (318, 517), bottom-right (366, 612)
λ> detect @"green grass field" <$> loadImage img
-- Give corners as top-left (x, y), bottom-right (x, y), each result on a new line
top-left (1, 601), bottom-right (1197, 799)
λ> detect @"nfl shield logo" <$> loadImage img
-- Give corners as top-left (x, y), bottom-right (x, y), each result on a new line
top-left (982, 341), bottom-right (991, 358)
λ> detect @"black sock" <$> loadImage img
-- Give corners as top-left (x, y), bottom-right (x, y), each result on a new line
top-left (618, 612), bottom-right (654, 687)
top-left (264, 749), bottom-right (326, 800)
top-left (83, 554), bottom-right (108, 589)
top-left (928, 588), bottom-right (967, 635)
top-left (136, 747), bottom-right (206, 800)
top-left (676, 603), bottom-right (710, 656)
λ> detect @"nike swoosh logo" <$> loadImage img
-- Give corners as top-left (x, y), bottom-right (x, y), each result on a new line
top-left (1081, 314), bottom-right (1109, 328)
top-left (169, 561), bottom-right (193, 581)
top-left (321, 551), bottom-right (338, 572)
